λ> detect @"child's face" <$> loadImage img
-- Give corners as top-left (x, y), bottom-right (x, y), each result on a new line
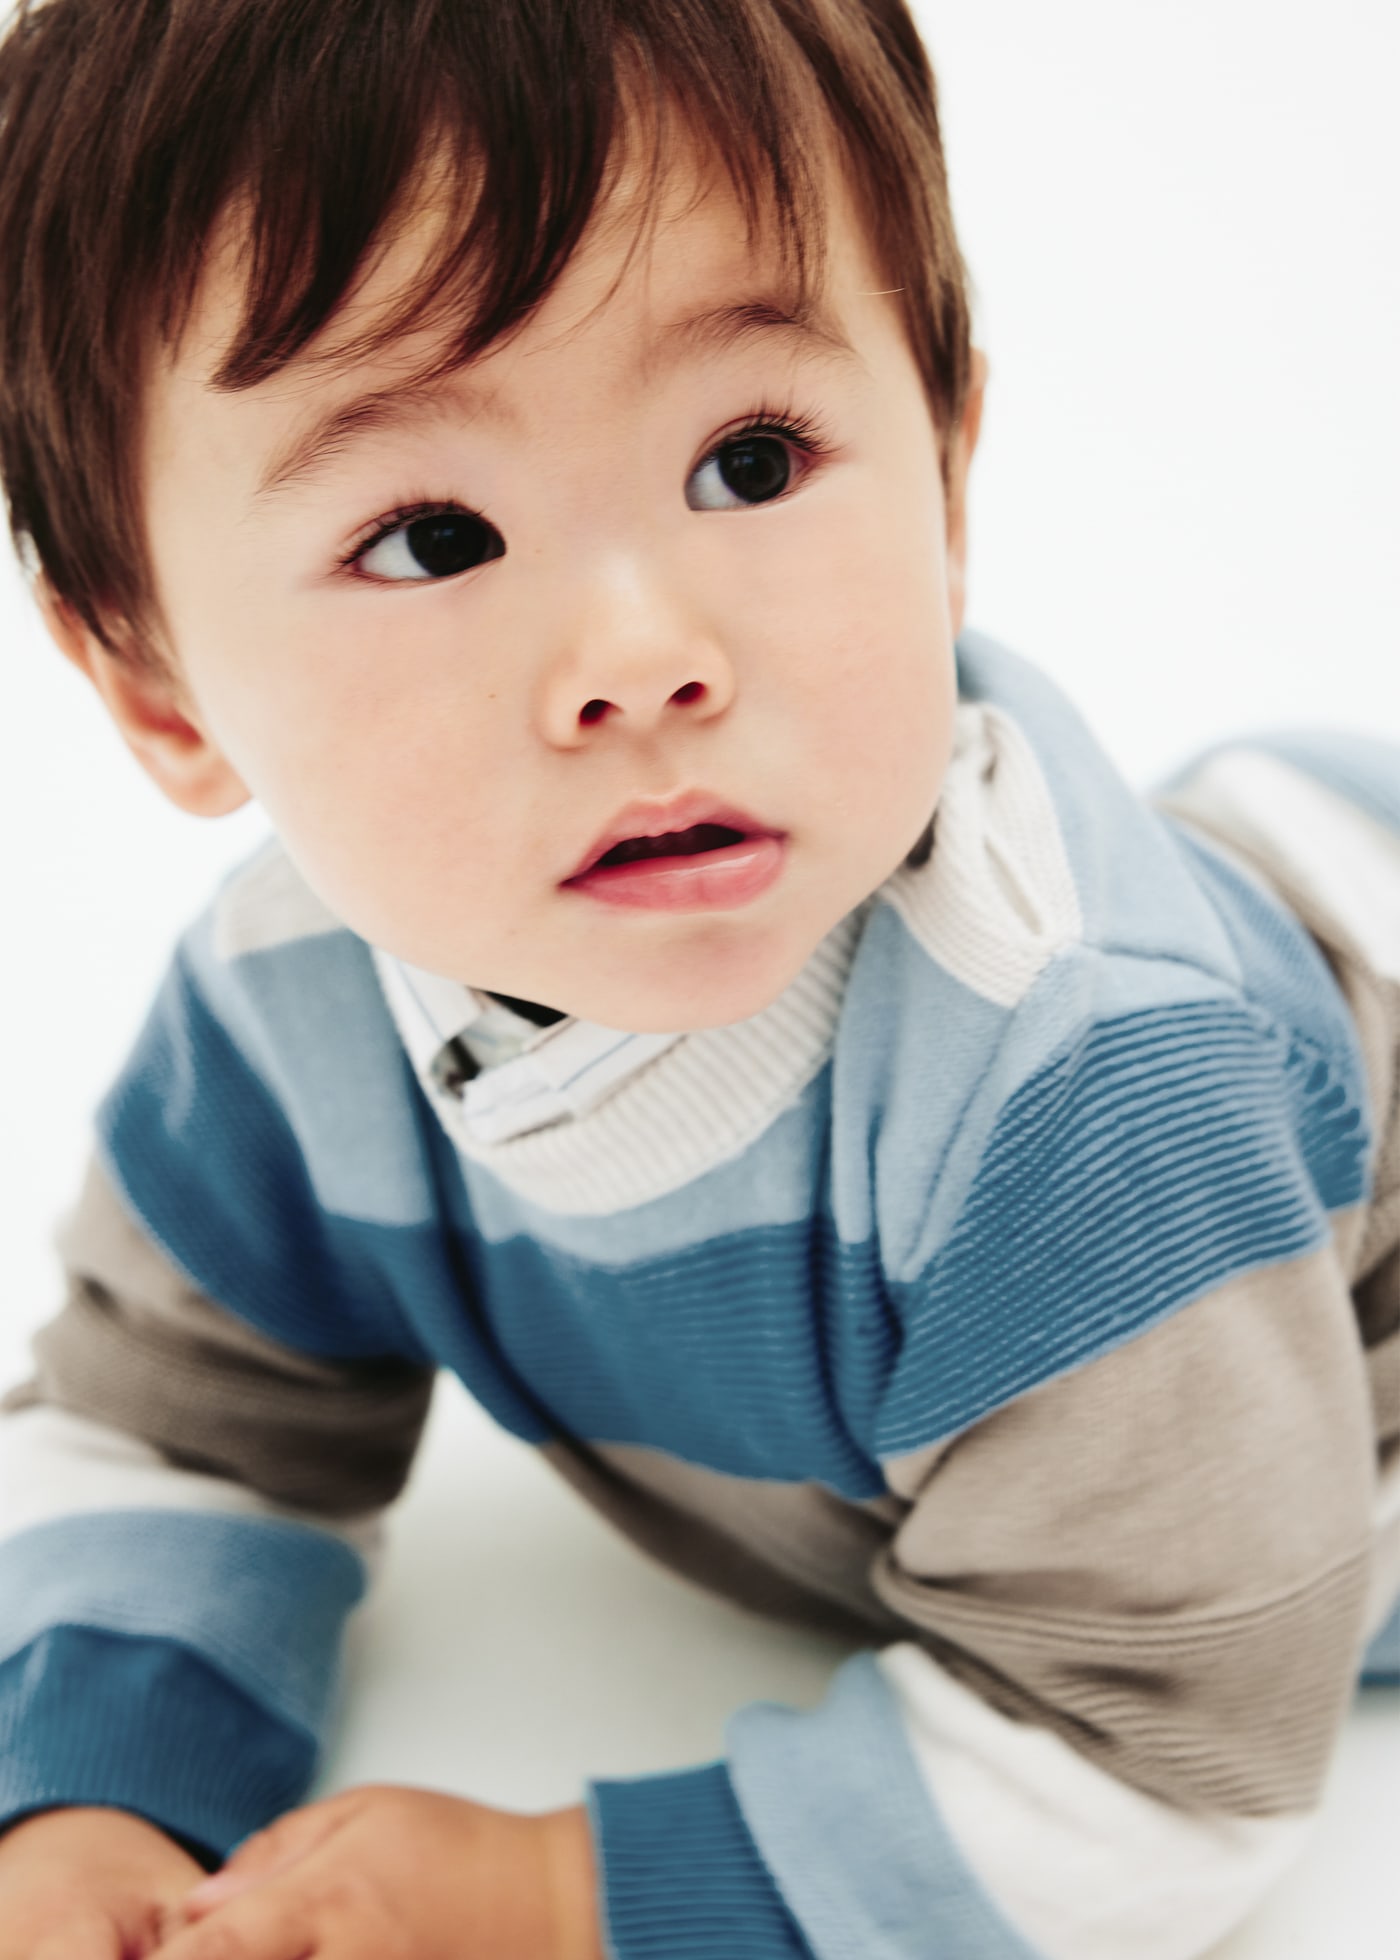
top-left (60, 146), bottom-right (982, 1031)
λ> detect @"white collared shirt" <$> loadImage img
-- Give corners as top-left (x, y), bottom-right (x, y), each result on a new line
top-left (373, 956), bottom-right (685, 1144)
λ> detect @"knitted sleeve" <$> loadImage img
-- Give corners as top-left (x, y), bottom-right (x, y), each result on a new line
top-left (586, 937), bottom-right (1395, 1960)
top-left (0, 854), bottom-right (439, 1863)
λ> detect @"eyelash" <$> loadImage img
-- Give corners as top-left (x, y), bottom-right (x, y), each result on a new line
top-left (334, 400), bottom-right (833, 577)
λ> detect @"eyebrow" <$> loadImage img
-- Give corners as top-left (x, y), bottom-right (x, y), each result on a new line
top-left (249, 292), bottom-right (862, 508)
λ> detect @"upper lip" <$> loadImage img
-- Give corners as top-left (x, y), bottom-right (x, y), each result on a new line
top-left (562, 789), bottom-right (781, 882)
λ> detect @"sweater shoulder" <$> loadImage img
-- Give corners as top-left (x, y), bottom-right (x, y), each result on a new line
top-left (92, 837), bottom-right (445, 1362)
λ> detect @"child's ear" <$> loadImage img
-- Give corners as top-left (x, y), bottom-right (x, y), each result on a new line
top-left (34, 578), bottom-right (251, 818)
top-left (945, 347), bottom-right (988, 640)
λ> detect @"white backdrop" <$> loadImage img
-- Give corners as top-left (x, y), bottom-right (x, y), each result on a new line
top-left (0, 4), bottom-right (1395, 1953)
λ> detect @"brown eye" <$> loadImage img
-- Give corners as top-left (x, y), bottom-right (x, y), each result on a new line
top-left (687, 433), bottom-right (799, 511)
top-left (356, 509), bottom-right (505, 582)
top-left (682, 409), bottom-right (823, 513)
top-left (717, 435), bottom-right (792, 502)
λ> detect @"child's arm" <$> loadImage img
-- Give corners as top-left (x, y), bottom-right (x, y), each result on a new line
top-left (577, 929), bottom-right (1395, 1960)
top-left (0, 867), bottom-right (439, 1878)
top-left (0, 1130), bottom-right (435, 1866)
top-left (578, 1256), bottom-right (1387, 1960)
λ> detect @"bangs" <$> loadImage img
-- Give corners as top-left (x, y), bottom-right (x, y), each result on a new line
top-left (0, 0), bottom-right (971, 659)
top-left (164, 4), bottom-right (835, 396)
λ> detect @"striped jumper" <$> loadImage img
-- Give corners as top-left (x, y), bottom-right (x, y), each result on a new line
top-left (2, 631), bottom-right (1397, 1959)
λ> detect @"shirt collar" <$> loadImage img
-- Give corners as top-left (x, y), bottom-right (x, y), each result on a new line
top-left (375, 956), bottom-right (685, 1144)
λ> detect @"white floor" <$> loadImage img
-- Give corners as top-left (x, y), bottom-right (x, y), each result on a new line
top-left (316, 1371), bottom-right (1400, 1959)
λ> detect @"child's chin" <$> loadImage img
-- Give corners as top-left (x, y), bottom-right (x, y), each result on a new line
top-left (603, 946), bottom-right (822, 1034)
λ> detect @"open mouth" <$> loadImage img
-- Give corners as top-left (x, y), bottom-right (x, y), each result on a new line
top-left (592, 822), bottom-right (747, 869)
top-left (565, 817), bottom-right (787, 910)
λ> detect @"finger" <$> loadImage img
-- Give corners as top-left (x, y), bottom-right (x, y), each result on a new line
top-left (175, 1806), bottom-right (349, 1925)
top-left (146, 1889), bottom-right (314, 1960)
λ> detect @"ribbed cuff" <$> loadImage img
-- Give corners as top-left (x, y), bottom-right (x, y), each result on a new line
top-left (588, 1760), bottom-right (814, 1960)
top-left (0, 1625), bottom-right (318, 1863)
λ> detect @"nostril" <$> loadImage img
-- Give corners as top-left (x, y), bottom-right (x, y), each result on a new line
top-left (672, 681), bottom-right (705, 705)
top-left (579, 699), bottom-right (609, 725)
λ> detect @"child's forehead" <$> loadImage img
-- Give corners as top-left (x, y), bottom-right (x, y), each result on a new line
top-left (175, 124), bottom-right (865, 411)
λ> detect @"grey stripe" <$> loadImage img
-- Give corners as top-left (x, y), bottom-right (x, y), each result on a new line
top-left (872, 1546), bottom-right (1370, 1816)
top-left (1, 1152), bottom-right (435, 1517)
top-left (540, 1438), bottom-right (907, 1645)
top-left (877, 1246), bottom-right (1379, 1816)
top-left (542, 1242), bottom-right (1385, 1822)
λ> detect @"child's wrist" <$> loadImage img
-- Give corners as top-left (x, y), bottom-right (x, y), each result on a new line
top-left (538, 1803), bottom-right (607, 1960)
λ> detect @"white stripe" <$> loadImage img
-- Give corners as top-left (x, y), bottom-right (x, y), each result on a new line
top-left (1161, 748), bottom-right (1400, 978)
top-left (373, 907), bottom-right (866, 1212)
top-left (881, 704), bottom-right (1083, 1007)
top-left (211, 834), bottom-right (342, 960)
top-left (0, 1405), bottom-right (386, 1582)
top-left (876, 1642), bottom-right (1313, 1960)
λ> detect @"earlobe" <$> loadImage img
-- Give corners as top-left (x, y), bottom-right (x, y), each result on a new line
top-left (34, 577), bottom-right (252, 819)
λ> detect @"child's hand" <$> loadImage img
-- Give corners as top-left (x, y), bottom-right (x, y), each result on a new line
top-left (0, 1803), bottom-right (209, 1960)
top-left (151, 1783), bottom-right (604, 1960)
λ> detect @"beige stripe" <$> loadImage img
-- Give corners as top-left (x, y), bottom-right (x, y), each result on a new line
top-left (540, 1438), bottom-right (905, 1645)
top-left (883, 1246), bottom-right (1377, 1605)
top-left (877, 1247), bottom-right (1379, 1814)
top-left (545, 1246), bottom-right (1388, 1819)
top-left (1, 1152), bottom-right (435, 1518)
top-left (872, 1548), bottom-right (1370, 1815)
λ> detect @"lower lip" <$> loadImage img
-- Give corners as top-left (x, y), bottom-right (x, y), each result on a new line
top-left (563, 834), bottom-right (788, 910)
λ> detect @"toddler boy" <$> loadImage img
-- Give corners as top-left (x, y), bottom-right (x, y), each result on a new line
top-left (0, 1), bottom-right (1397, 1956)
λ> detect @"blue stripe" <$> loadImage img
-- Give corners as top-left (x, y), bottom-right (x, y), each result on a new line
top-left (186, 912), bottom-right (439, 1232)
top-left (1359, 1590), bottom-right (1400, 1685)
top-left (462, 1219), bottom-right (889, 1495)
top-left (955, 632), bottom-right (1243, 976)
top-left (0, 1510), bottom-right (364, 1740)
top-left (0, 1626), bottom-right (318, 1862)
top-left (727, 1654), bottom-right (1043, 1959)
top-left (98, 946), bottom-right (553, 1442)
top-left (877, 995), bottom-right (1368, 1457)
top-left (590, 1762), bottom-right (813, 1959)
top-left (430, 988), bottom-right (1368, 1485)
top-left (1160, 818), bottom-right (1375, 1072)
top-left (99, 943), bottom-right (425, 1360)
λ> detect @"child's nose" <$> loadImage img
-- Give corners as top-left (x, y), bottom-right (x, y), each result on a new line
top-left (534, 556), bottom-right (737, 745)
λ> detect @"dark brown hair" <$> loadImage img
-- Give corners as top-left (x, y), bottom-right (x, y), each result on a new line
top-left (0, 0), bottom-right (972, 674)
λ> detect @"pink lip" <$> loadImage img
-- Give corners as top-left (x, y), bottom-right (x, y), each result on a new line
top-left (565, 835), bottom-right (788, 911)
top-left (561, 789), bottom-right (782, 884)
